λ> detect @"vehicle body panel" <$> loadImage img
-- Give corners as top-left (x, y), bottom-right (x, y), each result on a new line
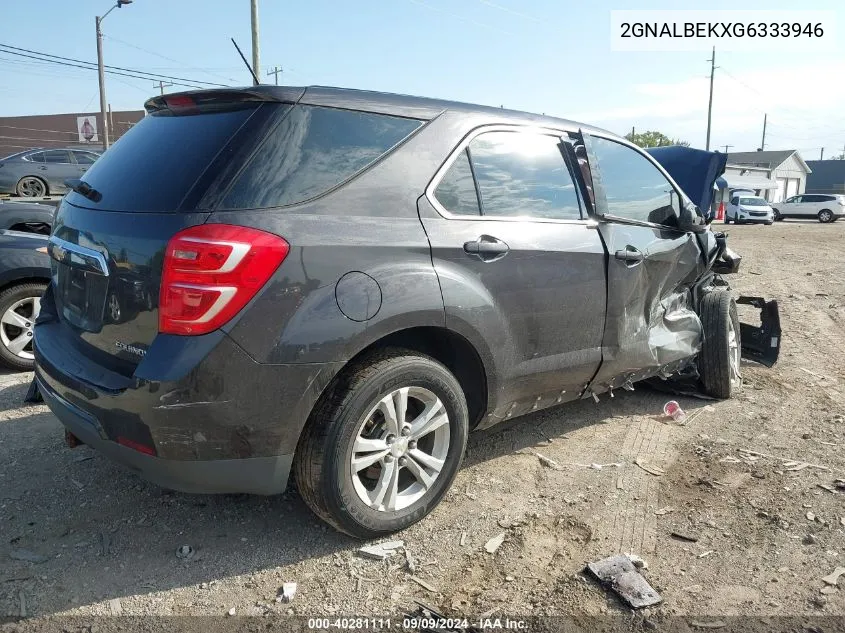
top-left (0, 201), bottom-right (55, 234)
top-left (0, 230), bottom-right (50, 288)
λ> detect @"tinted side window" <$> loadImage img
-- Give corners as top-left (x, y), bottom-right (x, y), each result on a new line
top-left (468, 131), bottom-right (581, 220)
top-left (73, 151), bottom-right (98, 165)
top-left (589, 136), bottom-right (680, 225)
top-left (221, 105), bottom-right (422, 210)
top-left (43, 150), bottom-right (72, 164)
top-left (26, 152), bottom-right (45, 163)
top-left (434, 149), bottom-right (480, 216)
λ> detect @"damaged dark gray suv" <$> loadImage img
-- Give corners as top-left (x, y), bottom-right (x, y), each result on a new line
top-left (34, 86), bottom-right (781, 538)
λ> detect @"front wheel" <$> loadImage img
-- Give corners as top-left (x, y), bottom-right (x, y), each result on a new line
top-left (772, 209), bottom-right (782, 221)
top-left (15, 176), bottom-right (47, 198)
top-left (295, 349), bottom-right (469, 538)
top-left (698, 291), bottom-right (741, 399)
top-left (819, 209), bottom-right (834, 223)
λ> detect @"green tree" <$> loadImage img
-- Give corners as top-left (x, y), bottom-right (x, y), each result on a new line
top-left (624, 130), bottom-right (690, 148)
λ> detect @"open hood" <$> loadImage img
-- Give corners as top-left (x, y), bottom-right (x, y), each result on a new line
top-left (646, 146), bottom-right (727, 213)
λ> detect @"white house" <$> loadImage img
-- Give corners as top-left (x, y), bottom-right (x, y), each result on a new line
top-left (724, 150), bottom-right (812, 203)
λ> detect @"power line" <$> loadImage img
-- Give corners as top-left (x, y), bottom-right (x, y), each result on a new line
top-left (103, 34), bottom-right (239, 84)
top-left (0, 43), bottom-right (230, 88)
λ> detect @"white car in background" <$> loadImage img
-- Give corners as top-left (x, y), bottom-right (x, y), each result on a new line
top-left (771, 194), bottom-right (845, 223)
top-left (725, 194), bottom-right (774, 225)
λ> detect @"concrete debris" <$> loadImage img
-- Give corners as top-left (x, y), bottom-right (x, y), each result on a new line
top-left (459, 532), bottom-right (467, 547)
top-left (109, 598), bottom-right (123, 615)
top-left (275, 582), bottom-right (297, 603)
top-left (405, 549), bottom-right (417, 575)
top-left (358, 540), bottom-right (404, 560)
top-left (840, 517), bottom-right (845, 528)
top-left (484, 532), bottom-right (507, 554)
top-left (8, 549), bottom-right (49, 564)
top-left (586, 554), bottom-right (661, 609)
top-left (698, 550), bottom-right (714, 558)
top-left (822, 567), bottom-right (845, 586)
top-left (176, 545), bottom-right (195, 560)
top-left (227, 607), bottom-right (236, 616)
top-left (634, 457), bottom-right (665, 476)
top-left (820, 586), bottom-right (838, 595)
top-left (670, 531), bottom-right (699, 543)
top-left (806, 512), bottom-right (816, 522)
top-left (654, 507), bottom-right (674, 516)
top-left (409, 576), bottom-right (437, 593)
top-left (690, 621), bottom-right (727, 629)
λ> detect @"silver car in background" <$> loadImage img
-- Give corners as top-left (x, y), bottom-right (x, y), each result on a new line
top-left (0, 148), bottom-right (101, 197)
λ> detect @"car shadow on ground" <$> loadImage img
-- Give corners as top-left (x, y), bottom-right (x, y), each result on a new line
top-left (0, 377), bottom-right (710, 616)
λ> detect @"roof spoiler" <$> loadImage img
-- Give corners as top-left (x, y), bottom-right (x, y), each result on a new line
top-left (144, 86), bottom-right (305, 114)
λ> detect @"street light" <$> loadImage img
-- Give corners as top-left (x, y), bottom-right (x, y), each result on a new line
top-left (95, 0), bottom-right (133, 151)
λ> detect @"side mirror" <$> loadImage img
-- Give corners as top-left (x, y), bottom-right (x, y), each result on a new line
top-left (678, 202), bottom-right (707, 233)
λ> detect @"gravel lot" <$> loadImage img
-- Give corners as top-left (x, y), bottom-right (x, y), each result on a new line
top-left (2, 220), bottom-right (844, 626)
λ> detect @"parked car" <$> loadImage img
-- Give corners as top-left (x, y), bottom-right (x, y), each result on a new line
top-left (725, 194), bottom-right (774, 225)
top-left (772, 194), bottom-right (845, 223)
top-left (33, 86), bottom-right (780, 538)
top-left (0, 230), bottom-right (50, 370)
top-left (0, 200), bottom-right (55, 235)
top-left (0, 148), bottom-right (101, 197)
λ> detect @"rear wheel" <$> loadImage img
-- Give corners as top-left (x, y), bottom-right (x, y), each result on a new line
top-left (294, 348), bottom-right (469, 538)
top-left (698, 291), bottom-right (741, 399)
top-left (0, 283), bottom-right (47, 371)
top-left (818, 209), bottom-right (834, 223)
top-left (15, 176), bottom-right (47, 198)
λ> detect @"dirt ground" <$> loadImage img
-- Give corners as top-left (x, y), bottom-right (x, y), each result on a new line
top-left (2, 220), bottom-right (844, 628)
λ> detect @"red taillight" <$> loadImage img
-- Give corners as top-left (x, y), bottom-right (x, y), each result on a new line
top-left (164, 95), bottom-right (196, 111)
top-left (117, 436), bottom-right (156, 456)
top-left (159, 224), bottom-right (289, 336)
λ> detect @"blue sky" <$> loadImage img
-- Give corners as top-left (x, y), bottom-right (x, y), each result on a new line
top-left (1, 0), bottom-right (843, 156)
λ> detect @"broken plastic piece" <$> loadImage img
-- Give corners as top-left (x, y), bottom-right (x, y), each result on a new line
top-left (737, 296), bottom-right (781, 367)
top-left (663, 400), bottom-right (686, 422)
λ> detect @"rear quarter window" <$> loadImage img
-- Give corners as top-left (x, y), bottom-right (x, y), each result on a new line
top-left (219, 105), bottom-right (422, 210)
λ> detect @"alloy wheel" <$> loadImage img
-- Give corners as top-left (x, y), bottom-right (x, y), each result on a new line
top-left (819, 210), bottom-right (833, 223)
top-left (17, 177), bottom-right (46, 197)
top-left (0, 296), bottom-right (40, 360)
top-left (350, 386), bottom-right (450, 512)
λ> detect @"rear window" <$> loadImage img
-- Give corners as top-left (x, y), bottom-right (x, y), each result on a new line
top-left (219, 105), bottom-right (422, 210)
top-left (66, 107), bottom-right (256, 212)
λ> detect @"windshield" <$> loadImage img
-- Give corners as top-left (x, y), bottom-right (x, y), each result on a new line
top-left (740, 197), bottom-right (768, 206)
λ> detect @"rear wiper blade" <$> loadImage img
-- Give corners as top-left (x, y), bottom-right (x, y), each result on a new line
top-left (64, 178), bottom-right (102, 203)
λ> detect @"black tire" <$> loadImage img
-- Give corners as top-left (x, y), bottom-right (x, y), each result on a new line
top-left (772, 209), bottom-right (782, 221)
top-left (294, 348), bottom-right (469, 538)
top-left (818, 209), bottom-right (834, 223)
top-left (724, 217), bottom-right (731, 225)
top-left (15, 176), bottom-right (47, 198)
top-left (698, 291), bottom-right (741, 399)
top-left (0, 282), bottom-right (47, 371)
top-left (764, 222), bottom-right (773, 226)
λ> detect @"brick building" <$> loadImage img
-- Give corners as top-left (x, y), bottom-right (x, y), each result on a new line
top-left (0, 110), bottom-right (145, 158)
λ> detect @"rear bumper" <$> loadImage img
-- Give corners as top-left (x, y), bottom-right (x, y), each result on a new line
top-left (34, 318), bottom-right (343, 495)
top-left (37, 374), bottom-right (293, 495)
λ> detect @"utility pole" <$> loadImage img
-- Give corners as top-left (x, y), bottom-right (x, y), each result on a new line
top-left (760, 113), bottom-right (767, 151)
top-left (95, 1), bottom-right (132, 151)
top-left (95, 15), bottom-right (109, 150)
top-left (153, 80), bottom-right (173, 95)
top-left (820, 147), bottom-right (824, 160)
top-left (722, 144), bottom-right (733, 153)
top-left (706, 46), bottom-right (717, 151)
top-left (266, 66), bottom-right (282, 85)
top-left (250, 0), bottom-right (260, 78)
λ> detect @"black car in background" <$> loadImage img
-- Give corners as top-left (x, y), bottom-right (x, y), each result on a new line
top-left (0, 199), bottom-right (55, 235)
top-left (0, 230), bottom-right (50, 370)
top-left (34, 86), bottom-right (779, 538)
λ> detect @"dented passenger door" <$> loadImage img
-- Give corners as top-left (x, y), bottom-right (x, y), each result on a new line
top-left (580, 133), bottom-right (704, 394)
